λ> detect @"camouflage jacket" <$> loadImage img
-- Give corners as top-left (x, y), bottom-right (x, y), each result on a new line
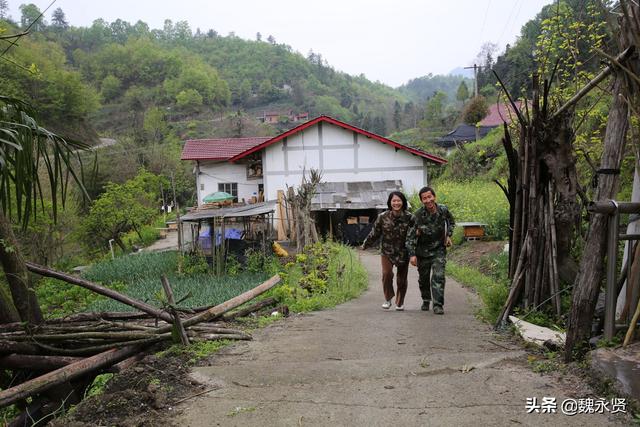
top-left (406, 204), bottom-right (455, 257)
top-left (362, 210), bottom-right (415, 266)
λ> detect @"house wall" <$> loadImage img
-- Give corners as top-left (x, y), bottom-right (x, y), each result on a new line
top-left (262, 122), bottom-right (428, 200)
top-left (196, 160), bottom-right (263, 205)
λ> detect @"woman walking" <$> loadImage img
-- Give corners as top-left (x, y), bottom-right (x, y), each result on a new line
top-left (361, 191), bottom-right (415, 310)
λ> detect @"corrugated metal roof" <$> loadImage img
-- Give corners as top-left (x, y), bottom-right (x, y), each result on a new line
top-left (181, 137), bottom-right (271, 161)
top-left (181, 201), bottom-right (276, 221)
top-left (311, 180), bottom-right (403, 211)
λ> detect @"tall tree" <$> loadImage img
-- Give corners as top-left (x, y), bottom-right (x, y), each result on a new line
top-left (50, 7), bottom-right (68, 30)
top-left (0, 0), bottom-right (9, 20)
top-left (19, 3), bottom-right (45, 31)
top-left (393, 100), bottom-right (401, 130)
top-left (456, 81), bottom-right (469, 103)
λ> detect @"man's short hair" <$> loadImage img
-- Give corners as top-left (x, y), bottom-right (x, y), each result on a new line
top-left (418, 186), bottom-right (436, 198)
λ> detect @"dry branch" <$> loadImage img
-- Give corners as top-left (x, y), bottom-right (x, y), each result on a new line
top-left (222, 297), bottom-right (277, 320)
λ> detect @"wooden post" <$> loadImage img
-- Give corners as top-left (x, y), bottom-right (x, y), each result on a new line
top-left (161, 275), bottom-right (189, 345)
top-left (277, 190), bottom-right (287, 240)
top-left (171, 172), bottom-right (183, 252)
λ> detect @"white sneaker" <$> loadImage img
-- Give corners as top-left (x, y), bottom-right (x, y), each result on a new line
top-left (381, 300), bottom-right (392, 309)
top-left (395, 305), bottom-right (404, 311)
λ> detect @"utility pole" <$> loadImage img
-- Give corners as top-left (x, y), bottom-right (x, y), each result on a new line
top-left (464, 64), bottom-right (480, 98)
top-left (463, 64), bottom-right (482, 142)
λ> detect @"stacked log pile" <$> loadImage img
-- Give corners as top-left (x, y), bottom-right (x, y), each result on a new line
top-left (0, 264), bottom-right (281, 421)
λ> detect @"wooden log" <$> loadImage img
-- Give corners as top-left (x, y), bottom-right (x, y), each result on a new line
top-left (0, 354), bottom-right (83, 370)
top-left (161, 275), bottom-right (190, 345)
top-left (105, 352), bottom-right (146, 373)
top-left (0, 344), bottom-right (145, 409)
top-left (157, 275), bottom-right (281, 333)
top-left (191, 333), bottom-right (252, 341)
top-left (222, 297), bottom-right (277, 320)
top-left (189, 326), bottom-right (249, 335)
top-left (0, 340), bottom-right (40, 355)
top-left (33, 335), bottom-right (168, 356)
top-left (26, 262), bottom-right (174, 324)
top-left (3, 331), bottom-right (159, 342)
top-left (44, 312), bottom-right (151, 323)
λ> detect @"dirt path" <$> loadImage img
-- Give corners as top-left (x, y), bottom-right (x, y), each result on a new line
top-left (175, 252), bottom-right (622, 426)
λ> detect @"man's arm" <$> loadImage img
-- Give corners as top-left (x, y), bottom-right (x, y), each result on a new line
top-left (406, 214), bottom-right (418, 265)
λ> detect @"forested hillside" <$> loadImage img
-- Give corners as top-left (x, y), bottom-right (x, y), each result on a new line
top-left (0, 6), bottom-right (470, 143)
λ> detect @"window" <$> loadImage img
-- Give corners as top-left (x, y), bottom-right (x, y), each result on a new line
top-left (218, 183), bottom-right (238, 202)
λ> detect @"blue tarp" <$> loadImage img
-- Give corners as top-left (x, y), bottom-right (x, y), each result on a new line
top-left (198, 228), bottom-right (243, 250)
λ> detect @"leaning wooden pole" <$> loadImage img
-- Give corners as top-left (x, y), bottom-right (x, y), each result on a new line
top-left (157, 275), bottom-right (281, 333)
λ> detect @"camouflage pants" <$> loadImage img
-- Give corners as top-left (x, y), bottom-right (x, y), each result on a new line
top-left (416, 250), bottom-right (446, 308)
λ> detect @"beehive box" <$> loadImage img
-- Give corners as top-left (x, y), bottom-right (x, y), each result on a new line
top-left (458, 222), bottom-right (487, 240)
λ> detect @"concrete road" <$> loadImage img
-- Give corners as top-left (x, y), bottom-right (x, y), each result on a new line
top-left (175, 251), bottom-right (624, 426)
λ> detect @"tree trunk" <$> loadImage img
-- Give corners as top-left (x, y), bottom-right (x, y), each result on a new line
top-left (565, 73), bottom-right (629, 361)
top-left (0, 210), bottom-right (42, 325)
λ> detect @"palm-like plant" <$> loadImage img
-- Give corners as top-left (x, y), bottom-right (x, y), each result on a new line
top-left (0, 95), bottom-right (87, 324)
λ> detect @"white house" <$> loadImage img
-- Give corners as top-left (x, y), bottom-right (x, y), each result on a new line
top-left (181, 116), bottom-right (447, 206)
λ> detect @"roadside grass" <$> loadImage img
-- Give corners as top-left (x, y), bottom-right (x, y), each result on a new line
top-left (446, 250), bottom-right (510, 324)
top-left (447, 260), bottom-right (508, 323)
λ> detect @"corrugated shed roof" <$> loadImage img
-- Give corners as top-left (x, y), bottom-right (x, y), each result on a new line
top-left (181, 137), bottom-right (271, 161)
top-left (181, 201), bottom-right (276, 221)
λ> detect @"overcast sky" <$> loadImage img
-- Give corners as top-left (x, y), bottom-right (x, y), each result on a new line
top-left (9, 0), bottom-right (554, 87)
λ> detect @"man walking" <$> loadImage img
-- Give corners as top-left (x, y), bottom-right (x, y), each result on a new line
top-left (406, 187), bottom-right (455, 315)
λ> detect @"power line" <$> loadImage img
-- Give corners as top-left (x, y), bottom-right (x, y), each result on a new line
top-left (479, 0), bottom-right (492, 42)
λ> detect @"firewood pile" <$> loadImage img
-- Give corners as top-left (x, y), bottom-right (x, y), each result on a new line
top-left (0, 262), bottom-right (282, 421)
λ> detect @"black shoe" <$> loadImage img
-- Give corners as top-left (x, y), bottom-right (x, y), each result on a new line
top-left (433, 305), bottom-right (444, 315)
top-left (421, 301), bottom-right (430, 311)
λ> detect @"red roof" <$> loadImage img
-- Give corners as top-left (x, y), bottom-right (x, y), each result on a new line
top-left (229, 116), bottom-right (447, 164)
top-left (181, 137), bottom-right (271, 161)
top-left (479, 101), bottom-right (524, 127)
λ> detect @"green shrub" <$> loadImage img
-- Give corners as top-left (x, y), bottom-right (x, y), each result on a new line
top-left (178, 252), bottom-right (209, 275)
top-left (270, 242), bottom-right (367, 313)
